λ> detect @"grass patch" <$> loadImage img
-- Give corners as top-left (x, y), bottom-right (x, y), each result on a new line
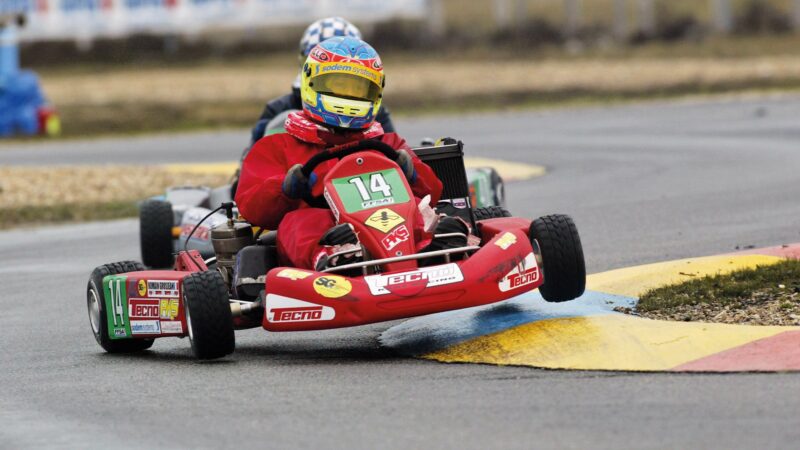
top-left (635, 259), bottom-right (800, 326)
top-left (0, 201), bottom-right (139, 230)
top-left (36, 78), bottom-right (800, 139)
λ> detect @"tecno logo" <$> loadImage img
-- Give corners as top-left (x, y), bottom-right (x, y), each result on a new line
top-left (508, 268), bottom-right (539, 288)
top-left (271, 307), bottom-right (323, 322)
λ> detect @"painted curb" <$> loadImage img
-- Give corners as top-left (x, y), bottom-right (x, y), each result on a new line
top-left (163, 158), bottom-right (546, 182)
top-left (380, 244), bottom-right (800, 372)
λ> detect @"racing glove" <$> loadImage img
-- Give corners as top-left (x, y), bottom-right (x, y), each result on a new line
top-left (396, 149), bottom-right (417, 183)
top-left (282, 164), bottom-right (317, 199)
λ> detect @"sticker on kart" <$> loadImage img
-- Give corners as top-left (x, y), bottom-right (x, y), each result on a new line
top-left (499, 253), bottom-right (540, 292)
top-left (266, 294), bottom-right (336, 323)
top-left (364, 263), bottom-right (464, 296)
top-left (332, 169), bottom-right (409, 213)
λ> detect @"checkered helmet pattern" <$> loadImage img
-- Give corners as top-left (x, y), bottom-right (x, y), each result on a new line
top-left (299, 17), bottom-right (362, 57)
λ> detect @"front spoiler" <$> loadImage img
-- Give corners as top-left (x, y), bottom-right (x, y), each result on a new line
top-left (262, 227), bottom-right (541, 331)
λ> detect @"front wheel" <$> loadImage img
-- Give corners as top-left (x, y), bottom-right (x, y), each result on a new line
top-left (183, 271), bottom-right (235, 360)
top-left (87, 261), bottom-right (155, 353)
top-left (530, 214), bottom-right (586, 302)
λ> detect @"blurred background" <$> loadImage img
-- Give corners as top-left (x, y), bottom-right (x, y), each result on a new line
top-left (3, 0), bottom-right (800, 137)
top-left (1, 0), bottom-right (799, 228)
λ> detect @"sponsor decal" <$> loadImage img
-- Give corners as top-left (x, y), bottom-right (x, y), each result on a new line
top-left (310, 46), bottom-right (329, 61)
top-left (277, 268), bottom-right (312, 281)
top-left (104, 276), bottom-right (131, 339)
top-left (180, 223), bottom-right (210, 241)
top-left (160, 321), bottom-right (183, 334)
top-left (452, 198), bottom-right (468, 209)
top-left (499, 253), bottom-right (540, 292)
top-left (381, 224), bottom-right (410, 251)
top-left (137, 279), bottom-right (147, 297)
top-left (332, 169), bottom-right (409, 213)
top-left (494, 232), bottom-right (517, 250)
top-left (364, 208), bottom-right (405, 233)
top-left (147, 280), bottom-right (179, 298)
top-left (266, 294), bottom-right (335, 323)
top-left (364, 263), bottom-right (464, 297)
top-left (313, 275), bottom-right (352, 298)
top-left (324, 188), bottom-right (340, 223)
top-left (129, 298), bottom-right (160, 319)
top-left (160, 299), bottom-right (179, 320)
top-left (130, 320), bottom-right (161, 335)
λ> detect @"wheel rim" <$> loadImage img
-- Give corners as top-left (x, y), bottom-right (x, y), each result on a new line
top-left (531, 238), bottom-right (545, 278)
top-left (184, 294), bottom-right (195, 343)
top-left (87, 287), bottom-right (102, 336)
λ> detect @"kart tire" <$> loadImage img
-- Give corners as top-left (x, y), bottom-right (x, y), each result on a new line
top-left (87, 261), bottom-right (155, 353)
top-left (488, 168), bottom-right (506, 207)
top-left (140, 199), bottom-right (175, 269)
top-left (530, 214), bottom-right (586, 302)
top-left (183, 271), bottom-right (235, 360)
top-left (473, 206), bottom-right (512, 221)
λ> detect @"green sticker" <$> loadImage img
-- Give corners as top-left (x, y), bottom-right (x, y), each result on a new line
top-left (103, 275), bottom-right (131, 340)
top-left (332, 168), bottom-right (410, 213)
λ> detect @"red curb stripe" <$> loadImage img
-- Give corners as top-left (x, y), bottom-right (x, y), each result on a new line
top-left (734, 243), bottom-right (800, 259)
top-left (672, 330), bottom-right (800, 372)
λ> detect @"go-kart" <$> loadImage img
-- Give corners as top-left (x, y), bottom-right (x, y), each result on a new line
top-left (138, 113), bottom-right (505, 269)
top-left (88, 140), bottom-right (585, 360)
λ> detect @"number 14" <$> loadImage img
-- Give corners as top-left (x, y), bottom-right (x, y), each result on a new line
top-left (348, 173), bottom-right (392, 201)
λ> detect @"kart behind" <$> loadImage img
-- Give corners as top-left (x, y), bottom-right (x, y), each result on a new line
top-left (91, 140), bottom-right (585, 360)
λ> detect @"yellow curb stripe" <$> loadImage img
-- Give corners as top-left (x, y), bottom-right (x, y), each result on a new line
top-left (424, 314), bottom-right (795, 371)
top-left (463, 157), bottom-right (546, 181)
top-left (586, 254), bottom-right (784, 298)
top-left (163, 162), bottom-right (238, 175)
top-left (163, 158), bottom-right (546, 182)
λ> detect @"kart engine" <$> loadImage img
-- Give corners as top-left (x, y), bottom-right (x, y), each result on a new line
top-left (211, 220), bottom-right (253, 286)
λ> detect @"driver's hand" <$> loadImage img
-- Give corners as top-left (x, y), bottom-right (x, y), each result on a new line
top-left (282, 164), bottom-right (316, 199)
top-left (396, 149), bottom-right (418, 183)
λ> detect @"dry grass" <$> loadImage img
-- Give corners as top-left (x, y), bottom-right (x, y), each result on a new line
top-left (42, 54), bottom-right (800, 108)
top-left (630, 259), bottom-right (800, 326)
top-left (0, 166), bottom-right (228, 209)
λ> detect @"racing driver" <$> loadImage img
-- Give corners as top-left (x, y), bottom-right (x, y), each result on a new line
top-left (235, 36), bottom-right (465, 271)
top-left (248, 16), bottom-right (395, 147)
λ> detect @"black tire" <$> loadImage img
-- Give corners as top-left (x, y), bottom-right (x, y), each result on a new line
top-left (530, 214), bottom-right (586, 302)
top-left (87, 261), bottom-right (155, 353)
top-left (140, 199), bottom-right (175, 269)
top-left (183, 271), bottom-right (235, 360)
top-left (473, 206), bottom-right (512, 221)
top-left (488, 167), bottom-right (506, 207)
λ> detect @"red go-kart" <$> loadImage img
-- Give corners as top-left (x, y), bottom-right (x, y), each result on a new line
top-left (86, 140), bottom-right (586, 359)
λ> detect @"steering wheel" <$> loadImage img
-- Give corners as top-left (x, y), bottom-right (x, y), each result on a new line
top-left (301, 139), bottom-right (405, 208)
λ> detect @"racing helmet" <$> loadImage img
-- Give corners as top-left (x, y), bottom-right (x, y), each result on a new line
top-left (300, 36), bottom-right (385, 130)
top-left (299, 17), bottom-right (362, 58)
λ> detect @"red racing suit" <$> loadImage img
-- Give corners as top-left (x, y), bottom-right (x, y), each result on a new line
top-left (235, 111), bottom-right (443, 269)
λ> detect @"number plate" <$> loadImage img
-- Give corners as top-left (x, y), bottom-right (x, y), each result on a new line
top-left (332, 169), bottom-right (410, 213)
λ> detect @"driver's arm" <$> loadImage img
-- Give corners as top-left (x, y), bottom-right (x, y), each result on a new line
top-left (235, 135), bottom-right (300, 229)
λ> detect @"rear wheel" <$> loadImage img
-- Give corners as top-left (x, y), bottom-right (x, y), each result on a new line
top-left (183, 271), bottom-right (235, 360)
top-left (140, 199), bottom-right (175, 269)
top-left (87, 261), bottom-right (155, 353)
top-left (473, 206), bottom-right (511, 221)
top-left (530, 214), bottom-right (586, 302)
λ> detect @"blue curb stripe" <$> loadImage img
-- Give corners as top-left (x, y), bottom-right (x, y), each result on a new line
top-left (380, 290), bottom-right (638, 356)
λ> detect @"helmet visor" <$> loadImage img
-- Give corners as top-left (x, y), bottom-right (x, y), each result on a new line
top-left (312, 73), bottom-right (381, 102)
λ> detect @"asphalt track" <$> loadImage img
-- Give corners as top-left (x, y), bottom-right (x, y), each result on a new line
top-left (2, 96), bottom-right (800, 449)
